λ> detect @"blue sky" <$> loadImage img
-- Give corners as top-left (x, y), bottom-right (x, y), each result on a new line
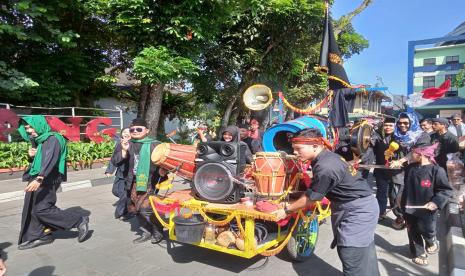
top-left (332, 0), bottom-right (465, 95)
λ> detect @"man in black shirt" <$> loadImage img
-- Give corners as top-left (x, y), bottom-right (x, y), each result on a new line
top-left (430, 118), bottom-right (459, 172)
top-left (273, 129), bottom-right (380, 276)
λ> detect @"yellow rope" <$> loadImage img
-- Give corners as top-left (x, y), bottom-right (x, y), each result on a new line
top-left (149, 197), bottom-right (172, 229)
top-left (280, 93), bottom-right (331, 115)
top-left (260, 209), bottom-right (318, 256)
top-left (197, 208), bottom-right (237, 226)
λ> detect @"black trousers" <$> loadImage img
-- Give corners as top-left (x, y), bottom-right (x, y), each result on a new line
top-left (19, 180), bottom-right (81, 244)
top-left (388, 183), bottom-right (404, 219)
top-left (404, 213), bottom-right (437, 257)
top-left (112, 177), bottom-right (128, 218)
top-left (337, 241), bottom-right (380, 276)
top-left (138, 208), bottom-right (163, 236)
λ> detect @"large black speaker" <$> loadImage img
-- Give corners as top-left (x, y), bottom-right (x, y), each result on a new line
top-left (192, 142), bottom-right (247, 203)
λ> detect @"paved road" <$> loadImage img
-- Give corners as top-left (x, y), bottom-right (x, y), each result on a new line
top-left (0, 185), bottom-right (448, 275)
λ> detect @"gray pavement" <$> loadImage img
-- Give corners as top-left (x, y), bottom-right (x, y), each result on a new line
top-left (0, 167), bottom-right (109, 193)
top-left (0, 184), bottom-right (447, 276)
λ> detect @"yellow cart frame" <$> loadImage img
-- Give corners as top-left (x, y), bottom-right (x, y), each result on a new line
top-left (149, 190), bottom-right (331, 259)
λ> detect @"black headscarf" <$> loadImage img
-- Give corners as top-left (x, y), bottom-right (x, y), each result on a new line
top-left (221, 125), bottom-right (240, 142)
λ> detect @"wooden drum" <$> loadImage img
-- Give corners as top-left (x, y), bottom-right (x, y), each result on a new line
top-left (253, 152), bottom-right (287, 197)
top-left (284, 155), bottom-right (301, 191)
top-left (151, 143), bottom-right (197, 179)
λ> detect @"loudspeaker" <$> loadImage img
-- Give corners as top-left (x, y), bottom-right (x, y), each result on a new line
top-left (192, 142), bottom-right (247, 203)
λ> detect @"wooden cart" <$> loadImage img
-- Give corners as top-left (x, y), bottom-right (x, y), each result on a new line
top-left (149, 189), bottom-right (331, 261)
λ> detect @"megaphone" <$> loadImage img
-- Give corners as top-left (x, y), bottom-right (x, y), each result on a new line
top-left (243, 84), bottom-right (273, 111)
top-left (384, 141), bottom-right (399, 160)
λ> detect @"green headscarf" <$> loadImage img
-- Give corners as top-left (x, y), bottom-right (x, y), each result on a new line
top-left (131, 136), bottom-right (155, 192)
top-left (18, 115), bottom-right (67, 176)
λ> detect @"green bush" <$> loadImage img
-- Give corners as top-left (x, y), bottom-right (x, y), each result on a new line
top-left (0, 140), bottom-right (115, 170)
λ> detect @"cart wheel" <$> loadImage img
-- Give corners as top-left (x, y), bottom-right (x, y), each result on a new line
top-left (286, 212), bottom-right (319, 262)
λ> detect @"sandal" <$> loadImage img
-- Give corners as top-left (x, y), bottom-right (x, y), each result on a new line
top-left (426, 241), bottom-right (439, 254)
top-left (412, 254), bottom-right (429, 266)
top-left (392, 218), bottom-right (405, 230)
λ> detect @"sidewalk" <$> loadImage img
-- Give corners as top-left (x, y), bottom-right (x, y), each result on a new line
top-left (0, 167), bottom-right (114, 203)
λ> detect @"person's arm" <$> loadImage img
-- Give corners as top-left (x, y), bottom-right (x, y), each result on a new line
top-left (273, 173), bottom-right (335, 219)
top-left (112, 141), bottom-right (130, 165)
top-left (448, 134), bottom-right (460, 153)
top-left (25, 137), bottom-right (61, 192)
top-left (428, 167), bottom-right (453, 210)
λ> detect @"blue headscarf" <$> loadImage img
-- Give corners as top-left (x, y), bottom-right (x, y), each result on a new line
top-left (394, 112), bottom-right (423, 149)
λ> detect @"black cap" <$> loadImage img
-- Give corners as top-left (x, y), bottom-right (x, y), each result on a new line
top-left (384, 117), bottom-right (396, 124)
top-left (131, 118), bottom-right (148, 127)
top-left (431, 118), bottom-right (448, 125)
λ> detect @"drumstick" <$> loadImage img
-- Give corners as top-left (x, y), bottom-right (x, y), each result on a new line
top-left (405, 205), bottom-right (427, 209)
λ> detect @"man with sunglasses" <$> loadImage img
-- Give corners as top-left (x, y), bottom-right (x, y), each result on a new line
top-left (112, 118), bottom-right (168, 244)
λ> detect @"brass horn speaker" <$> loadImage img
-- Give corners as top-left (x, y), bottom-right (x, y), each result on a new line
top-left (243, 84), bottom-right (273, 111)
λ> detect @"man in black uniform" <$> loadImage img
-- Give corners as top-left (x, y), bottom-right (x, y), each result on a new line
top-left (112, 118), bottom-right (167, 244)
top-left (273, 129), bottom-right (380, 276)
top-left (430, 118), bottom-right (459, 172)
top-left (17, 115), bottom-right (90, 250)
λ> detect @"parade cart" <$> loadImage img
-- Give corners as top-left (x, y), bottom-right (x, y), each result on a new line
top-left (149, 188), bottom-right (331, 261)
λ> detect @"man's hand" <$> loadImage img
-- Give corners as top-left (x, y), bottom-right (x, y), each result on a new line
top-left (425, 201), bottom-right (438, 211)
top-left (25, 179), bottom-right (41, 192)
top-left (105, 173), bottom-right (113, 178)
top-left (0, 258), bottom-right (6, 276)
top-left (271, 208), bottom-right (287, 220)
top-left (389, 160), bottom-right (403, 169)
top-left (121, 139), bottom-right (130, 151)
top-left (159, 168), bottom-right (168, 177)
top-left (28, 147), bottom-right (37, 157)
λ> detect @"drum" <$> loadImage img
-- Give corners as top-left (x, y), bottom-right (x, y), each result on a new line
top-left (253, 152), bottom-right (287, 197)
top-left (284, 155), bottom-right (301, 191)
top-left (151, 143), bottom-right (197, 179)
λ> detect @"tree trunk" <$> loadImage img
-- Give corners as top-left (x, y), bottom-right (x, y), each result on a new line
top-left (334, 0), bottom-right (373, 36)
top-left (138, 84), bottom-right (150, 118)
top-left (220, 95), bottom-right (238, 134)
top-left (144, 83), bottom-right (164, 138)
top-left (157, 111), bottom-right (166, 137)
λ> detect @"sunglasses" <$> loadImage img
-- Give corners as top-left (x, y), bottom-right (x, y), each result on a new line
top-left (397, 122), bottom-right (410, 125)
top-left (129, 127), bottom-right (145, 133)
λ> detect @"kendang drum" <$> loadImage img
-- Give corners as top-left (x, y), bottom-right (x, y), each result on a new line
top-left (284, 155), bottom-right (301, 191)
top-left (253, 152), bottom-right (287, 197)
top-left (151, 143), bottom-right (197, 179)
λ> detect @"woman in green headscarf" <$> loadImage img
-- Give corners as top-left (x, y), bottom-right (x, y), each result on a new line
top-left (17, 115), bottom-right (90, 250)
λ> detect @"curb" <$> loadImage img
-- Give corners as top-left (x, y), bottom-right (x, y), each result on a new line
top-left (0, 177), bottom-right (114, 203)
top-left (447, 203), bottom-right (465, 276)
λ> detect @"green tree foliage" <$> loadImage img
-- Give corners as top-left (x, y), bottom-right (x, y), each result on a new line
top-left (455, 65), bottom-right (465, 88)
top-left (0, 0), bottom-right (111, 106)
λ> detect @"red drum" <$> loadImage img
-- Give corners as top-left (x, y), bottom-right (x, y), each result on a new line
top-left (253, 152), bottom-right (287, 197)
top-left (151, 143), bottom-right (197, 179)
top-left (284, 155), bottom-right (301, 191)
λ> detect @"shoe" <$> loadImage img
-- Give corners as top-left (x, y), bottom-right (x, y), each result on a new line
top-left (18, 235), bottom-right (54, 250)
top-left (426, 241), bottom-right (439, 254)
top-left (378, 212), bottom-right (388, 222)
top-left (151, 231), bottom-right (164, 244)
top-left (117, 214), bottom-right (135, 221)
top-left (133, 232), bottom-right (151, 244)
top-left (77, 216), bottom-right (90, 242)
top-left (392, 217), bottom-right (405, 230)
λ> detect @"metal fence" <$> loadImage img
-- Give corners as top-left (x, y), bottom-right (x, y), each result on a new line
top-left (1, 103), bottom-right (123, 142)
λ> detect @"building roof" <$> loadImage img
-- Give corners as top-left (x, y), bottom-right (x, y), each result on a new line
top-left (415, 96), bottom-right (465, 109)
top-left (438, 20), bottom-right (465, 46)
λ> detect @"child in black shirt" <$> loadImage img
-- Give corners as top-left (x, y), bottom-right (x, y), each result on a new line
top-left (401, 142), bottom-right (452, 266)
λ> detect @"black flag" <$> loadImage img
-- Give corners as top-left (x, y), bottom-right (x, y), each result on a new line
top-left (316, 4), bottom-right (355, 128)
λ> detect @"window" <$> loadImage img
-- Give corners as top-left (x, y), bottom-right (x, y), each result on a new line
top-left (423, 76), bottom-right (435, 89)
top-left (445, 74), bottom-right (457, 85)
top-left (446, 90), bottom-right (458, 97)
top-left (445, 55), bottom-right (459, 64)
top-left (423, 58), bottom-right (436, 66)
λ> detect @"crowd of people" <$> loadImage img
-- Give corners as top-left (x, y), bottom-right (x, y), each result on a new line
top-left (2, 112), bottom-right (464, 275)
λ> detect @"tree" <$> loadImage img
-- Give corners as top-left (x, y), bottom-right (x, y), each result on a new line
top-left (455, 65), bottom-right (465, 88)
top-left (133, 46), bottom-right (198, 136)
top-left (0, 0), bottom-right (112, 106)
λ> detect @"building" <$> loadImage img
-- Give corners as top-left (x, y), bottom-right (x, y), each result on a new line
top-left (407, 22), bottom-right (465, 118)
